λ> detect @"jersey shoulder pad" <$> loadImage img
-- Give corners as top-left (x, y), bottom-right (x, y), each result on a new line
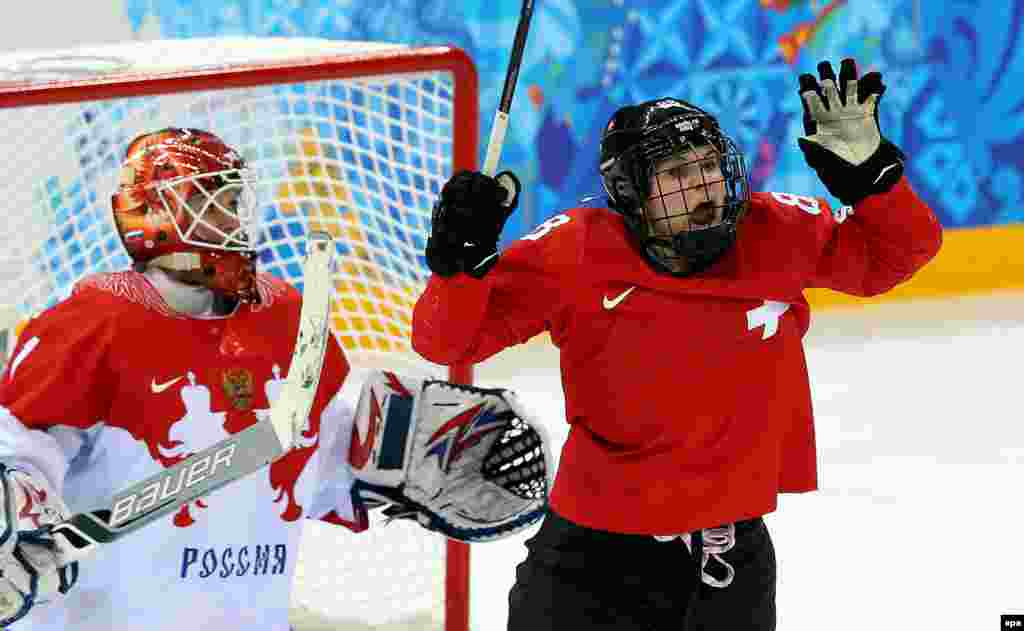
top-left (72, 270), bottom-right (180, 318)
top-left (582, 206), bottom-right (632, 241)
top-left (512, 206), bottom-right (610, 253)
top-left (5, 275), bottom-right (117, 383)
top-left (504, 206), bottom-right (603, 273)
top-left (520, 207), bottom-right (588, 239)
top-left (744, 191), bottom-right (850, 261)
top-left (73, 271), bottom-right (297, 318)
top-left (749, 190), bottom-right (847, 232)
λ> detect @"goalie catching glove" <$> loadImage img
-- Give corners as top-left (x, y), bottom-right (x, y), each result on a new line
top-left (798, 58), bottom-right (905, 206)
top-left (0, 464), bottom-right (79, 627)
top-left (347, 370), bottom-right (551, 542)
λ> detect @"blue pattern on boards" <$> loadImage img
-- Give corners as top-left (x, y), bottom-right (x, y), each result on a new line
top-left (124, 0), bottom-right (1024, 240)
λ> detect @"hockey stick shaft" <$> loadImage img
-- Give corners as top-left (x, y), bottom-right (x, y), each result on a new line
top-left (268, 233), bottom-right (334, 447)
top-left (51, 233), bottom-right (335, 560)
top-left (52, 421), bottom-right (285, 550)
top-left (481, 0), bottom-right (536, 176)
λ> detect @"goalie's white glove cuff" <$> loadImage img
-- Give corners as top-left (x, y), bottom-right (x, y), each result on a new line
top-left (0, 464), bottom-right (79, 627)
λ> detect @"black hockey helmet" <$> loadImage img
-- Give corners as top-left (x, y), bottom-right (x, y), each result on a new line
top-left (599, 98), bottom-right (750, 275)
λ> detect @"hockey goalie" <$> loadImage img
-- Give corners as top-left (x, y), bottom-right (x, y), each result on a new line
top-left (0, 128), bottom-right (551, 630)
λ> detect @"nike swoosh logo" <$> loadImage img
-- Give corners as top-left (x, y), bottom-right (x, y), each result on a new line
top-left (8, 336), bottom-right (40, 381)
top-left (603, 286), bottom-right (636, 310)
top-left (150, 376), bottom-right (184, 394)
top-left (473, 252), bottom-right (499, 270)
top-left (873, 161), bottom-right (902, 185)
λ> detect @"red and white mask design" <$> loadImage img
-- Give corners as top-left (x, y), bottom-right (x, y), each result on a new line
top-left (111, 127), bottom-right (263, 302)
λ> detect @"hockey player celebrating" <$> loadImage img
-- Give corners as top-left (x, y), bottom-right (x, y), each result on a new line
top-left (412, 59), bottom-right (942, 630)
top-left (0, 128), bottom-right (550, 629)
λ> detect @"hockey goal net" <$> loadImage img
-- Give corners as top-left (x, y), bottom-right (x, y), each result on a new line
top-left (0, 38), bottom-right (477, 631)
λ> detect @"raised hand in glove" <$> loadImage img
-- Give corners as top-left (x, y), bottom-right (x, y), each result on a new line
top-left (798, 58), bottom-right (905, 206)
top-left (426, 170), bottom-right (520, 279)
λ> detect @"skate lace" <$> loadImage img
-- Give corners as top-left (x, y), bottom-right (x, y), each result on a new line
top-left (653, 523), bottom-right (736, 588)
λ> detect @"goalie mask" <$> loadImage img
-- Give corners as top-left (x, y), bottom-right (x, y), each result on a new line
top-left (111, 128), bottom-right (262, 302)
top-left (347, 371), bottom-right (552, 543)
top-left (599, 98), bottom-right (750, 276)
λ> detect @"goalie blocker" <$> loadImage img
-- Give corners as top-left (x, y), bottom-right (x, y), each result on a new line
top-left (348, 370), bottom-right (552, 542)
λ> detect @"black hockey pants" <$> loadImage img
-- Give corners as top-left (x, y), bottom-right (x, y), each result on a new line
top-left (507, 510), bottom-right (776, 631)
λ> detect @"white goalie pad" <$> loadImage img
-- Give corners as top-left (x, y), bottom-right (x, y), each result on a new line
top-left (347, 370), bottom-right (552, 543)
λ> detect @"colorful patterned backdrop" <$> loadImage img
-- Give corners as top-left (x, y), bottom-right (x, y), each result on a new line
top-left (123, 0), bottom-right (1024, 243)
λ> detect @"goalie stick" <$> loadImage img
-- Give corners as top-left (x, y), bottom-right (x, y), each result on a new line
top-left (50, 232), bottom-right (335, 561)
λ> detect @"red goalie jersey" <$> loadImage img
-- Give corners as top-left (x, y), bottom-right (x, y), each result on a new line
top-left (0, 271), bottom-right (358, 630)
top-left (413, 178), bottom-right (942, 535)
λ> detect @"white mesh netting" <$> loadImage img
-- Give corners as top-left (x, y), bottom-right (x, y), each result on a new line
top-left (0, 38), bottom-right (474, 630)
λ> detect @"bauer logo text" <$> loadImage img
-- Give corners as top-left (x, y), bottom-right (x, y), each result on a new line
top-left (109, 444), bottom-right (238, 526)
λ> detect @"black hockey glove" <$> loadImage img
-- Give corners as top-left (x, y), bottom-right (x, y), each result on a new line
top-left (425, 170), bottom-right (520, 279)
top-left (798, 58), bottom-right (905, 206)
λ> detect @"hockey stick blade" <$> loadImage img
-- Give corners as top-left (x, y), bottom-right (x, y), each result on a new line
top-left (51, 232), bottom-right (335, 560)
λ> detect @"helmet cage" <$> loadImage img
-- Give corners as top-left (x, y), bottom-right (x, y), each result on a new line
top-left (151, 167), bottom-right (261, 253)
top-left (110, 128), bottom-right (264, 303)
top-left (601, 112), bottom-right (750, 275)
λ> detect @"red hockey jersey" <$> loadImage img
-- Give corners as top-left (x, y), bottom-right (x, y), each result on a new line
top-left (0, 271), bottom-right (358, 629)
top-left (0, 271), bottom-right (353, 528)
top-left (412, 178), bottom-right (942, 534)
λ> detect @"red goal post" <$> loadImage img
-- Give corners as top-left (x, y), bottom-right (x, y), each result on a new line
top-left (0, 38), bottom-right (477, 631)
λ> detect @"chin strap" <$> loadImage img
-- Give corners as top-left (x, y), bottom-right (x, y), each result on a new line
top-left (150, 252), bottom-right (202, 271)
top-left (148, 250), bottom-right (258, 304)
top-left (142, 266), bottom-right (215, 316)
